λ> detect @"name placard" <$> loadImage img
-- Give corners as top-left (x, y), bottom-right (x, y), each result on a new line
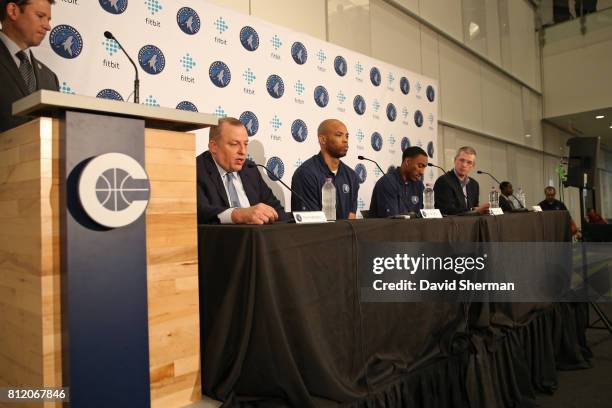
top-left (532, 206), bottom-right (543, 212)
top-left (420, 209), bottom-right (443, 219)
top-left (293, 211), bottom-right (328, 224)
top-left (489, 207), bottom-right (504, 216)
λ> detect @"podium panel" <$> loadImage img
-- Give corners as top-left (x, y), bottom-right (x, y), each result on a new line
top-left (1, 112), bottom-right (204, 407)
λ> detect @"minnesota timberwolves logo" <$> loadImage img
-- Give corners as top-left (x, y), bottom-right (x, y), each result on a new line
top-left (386, 103), bottom-right (397, 122)
top-left (240, 26), bottom-right (259, 51)
top-left (138, 45), bottom-right (165, 75)
top-left (96, 89), bottom-right (123, 101)
top-left (426, 85), bottom-right (435, 102)
top-left (291, 42), bottom-right (307, 65)
top-left (265, 157), bottom-right (285, 181)
top-left (414, 110), bottom-right (424, 127)
top-left (427, 141), bottom-right (434, 158)
top-left (99, 0), bottom-right (127, 14)
top-left (291, 119), bottom-right (308, 142)
top-left (342, 184), bottom-right (350, 194)
top-left (239, 111), bottom-right (259, 136)
top-left (209, 61), bottom-right (231, 87)
top-left (334, 56), bottom-right (347, 77)
top-left (78, 153), bottom-right (150, 228)
top-left (400, 77), bottom-right (410, 95)
top-left (177, 7), bottom-right (200, 35)
top-left (354, 164), bottom-right (367, 184)
top-left (176, 101), bottom-right (198, 112)
top-left (401, 137), bottom-right (411, 152)
top-left (314, 86), bottom-right (329, 108)
top-left (49, 25), bottom-right (83, 59)
top-left (371, 132), bottom-right (383, 151)
top-left (353, 95), bottom-right (366, 115)
top-left (266, 74), bottom-right (285, 98)
top-left (370, 67), bottom-right (381, 86)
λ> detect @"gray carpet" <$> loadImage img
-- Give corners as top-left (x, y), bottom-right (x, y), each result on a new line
top-left (537, 303), bottom-right (612, 408)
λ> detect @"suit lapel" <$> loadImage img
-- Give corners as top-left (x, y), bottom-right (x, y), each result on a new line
top-left (30, 51), bottom-right (42, 90)
top-left (203, 152), bottom-right (230, 207)
top-left (448, 172), bottom-right (467, 209)
top-left (0, 40), bottom-right (29, 96)
top-left (240, 169), bottom-right (258, 206)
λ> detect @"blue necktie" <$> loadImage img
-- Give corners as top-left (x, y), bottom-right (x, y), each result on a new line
top-left (226, 173), bottom-right (241, 208)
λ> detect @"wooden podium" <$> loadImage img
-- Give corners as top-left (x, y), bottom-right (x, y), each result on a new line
top-left (0, 91), bottom-right (217, 408)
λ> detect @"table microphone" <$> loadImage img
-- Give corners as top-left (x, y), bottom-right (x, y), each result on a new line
top-left (476, 170), bottom-right (501, 185)
top-left (427, 162), bottom-right (446, 173)
top-left (357, 155), bottom-right (385, 175)
top-left (104, 31), bottom-right (140, 104)
top-left (247, 162), bottom-right (313, 210)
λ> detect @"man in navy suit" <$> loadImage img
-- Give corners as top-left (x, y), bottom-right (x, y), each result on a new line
top-left (196, 117), bottom-right (286, 224)
top-left (0, 0), bottom-right (59, 133)
top-left (433, 146), bottom-right (489, 215)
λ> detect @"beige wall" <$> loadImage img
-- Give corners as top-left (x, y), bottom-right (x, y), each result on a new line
top-left (207, 0), bottom-right (592, 218)
top-left (542, 9), bottom-right (612, 118)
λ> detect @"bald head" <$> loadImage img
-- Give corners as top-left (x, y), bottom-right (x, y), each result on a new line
top-left (317, 119), bottom-right (349, 159)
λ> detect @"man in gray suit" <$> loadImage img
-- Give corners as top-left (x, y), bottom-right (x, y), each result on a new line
top-left (0, 0), bottom-right (59, 133)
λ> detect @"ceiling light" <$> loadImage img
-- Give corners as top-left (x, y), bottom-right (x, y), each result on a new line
top-left (469, 22), bottom-right (480, 38)
top-left (525, 134), bottom-right (531, 138)
top-left (596, 115), bottom-right (605, 119)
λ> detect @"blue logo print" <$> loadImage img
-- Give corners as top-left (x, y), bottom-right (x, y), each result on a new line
top-left (371, 132), bottom-right (383, 151)
top-left (353, 95), bottom-right (366, 115)
top-left (400, 77), bottom-right (410, 95)
top-left (291, 42), bottom-right (307, 65)
top-left (266, 157), bottom-right (285, 181)
top-left (209, 61), bottom-right (231, 87)
top-left (427, 141), bottom-right (434, 158)
top-left (291, 119), bottom-right (308, 142)
top-left (240, 26), bottom-right (259, 51)
top-left (266, 75), bottom-right (285, 98)
top-left (177, 7), bottom-right (200, 35)
top-left (176, 101), bottom-right (198, 112)
top-left (386, 103), bottom-right (397, 122)
top-left (426, 85), bottom-right (435, 102)
top-left (370, 67), bottom-right (381, 87)
top-left (138, 45), bottom-right (165, 75)
top-left (334, 56), bottom-right (347, 77)
top-left (96, 89), bottom-right (123, 101)
top-left (99, 0), bottom-right (128, 14)
top-left (414, 110), bottom-right (424, 127)
top-left (314, 86), bottom-right (329, 108)
top-left (49, 25), bottom-right (83, 59)
top-left (239, 111), bottom-right (259, 137)
top-left (401, 137), bottom-right (411, 152)
top-left (214, 17), bottom-right (229, 34)
top-left (355, 164), bottom-right (367, 184)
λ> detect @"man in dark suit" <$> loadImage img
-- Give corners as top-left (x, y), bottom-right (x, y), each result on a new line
top-left (0, 0), bottom-right (59, 133)
top-left (433, 146), bottom-right (489, 215)
top-left (196, 117), bottom-right (286, 224)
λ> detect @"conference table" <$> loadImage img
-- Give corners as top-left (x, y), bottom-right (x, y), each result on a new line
top-left (198, 211), bottom-right (591, 407)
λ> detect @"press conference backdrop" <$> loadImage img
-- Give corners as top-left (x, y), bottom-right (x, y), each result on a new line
top-left (33, 0), bottom-right (438, 210)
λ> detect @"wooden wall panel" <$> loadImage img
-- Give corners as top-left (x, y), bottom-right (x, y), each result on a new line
top-left (145, 129), bottom-right (201, 408)
top-left (0, 118), bottom-right (62, 408)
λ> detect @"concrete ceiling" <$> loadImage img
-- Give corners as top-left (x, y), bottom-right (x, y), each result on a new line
top-left (545, 107), bottom-right (612, 151)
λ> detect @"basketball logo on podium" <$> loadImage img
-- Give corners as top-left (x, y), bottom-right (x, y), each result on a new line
top-left (79, 153), bottom-right (150, 228)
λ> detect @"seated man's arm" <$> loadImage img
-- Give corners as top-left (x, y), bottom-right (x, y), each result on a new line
top-left (434, 177), bottom-right (461, 215)
top-left (291, 168), bottom-right (321, 212)
top-left (370, 179), bottom-right (399, 217)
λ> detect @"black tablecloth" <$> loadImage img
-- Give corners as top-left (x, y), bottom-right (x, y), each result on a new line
top-left (198, 211), bottom-right (588, 407)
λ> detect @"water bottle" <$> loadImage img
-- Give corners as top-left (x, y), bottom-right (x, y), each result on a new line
top-left (488, 186), bottom-right (499, 208)
top-left (322, 178), bottom-right (336, 221)
top-left (518, 187), bottom-right (526, 208)
top-left (423, 183), bottom-right (434, 209)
